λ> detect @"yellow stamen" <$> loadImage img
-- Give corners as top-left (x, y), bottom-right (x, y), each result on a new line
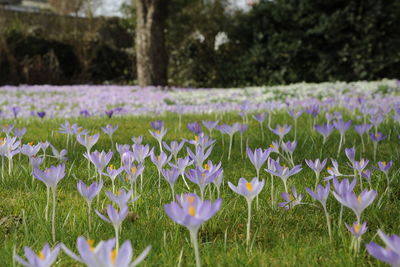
top-left (38, 251), bottom-right (45, 260)
top-left (109, 164), bottom-right (115, 170)
top-left (131, 167), bottom-right (137, 174)
top-left (28, 142), bottom-right (34, 146)
top-left (117, 190), bottom-right (122, 196)
top-left (87, 240), bottom-right (95, 251)
top-left (246, 182), bottom-right (253, 192)
top-left (357, 195), bottom-right (361, 203)
top-left (110, 249), bottom-right (117, 264)
top-left (187, 196), bottom-right (195, 204)
top-left (269, 144), bottom-right (275, 148)
top-left (279, 127), bottom-right (283, 133)
top-left (156, 130), bottom-right (160, 135)
top-left (327, 166), bottom-right (332, 171)
top-left (194, 136), bottom-right (198, 142)
top-left (354, 223), bottom-right (361, 233)
top-left (188, 206), bottom-right (196, 216)
top-left (203, 164), bottom-right (209, 170)
top-left (375, 133), bottom-right (380, 138)
top-left (382, 161), bottom-right (387, 166)
top-left (0, 138), bottom-right (4, 145)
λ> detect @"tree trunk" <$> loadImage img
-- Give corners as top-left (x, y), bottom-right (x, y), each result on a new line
top-left (135, 0), bottom-right (169, 86)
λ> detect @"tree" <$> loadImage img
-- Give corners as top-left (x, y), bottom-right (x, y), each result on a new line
top-left (135, 0), bottom-right (169, 86)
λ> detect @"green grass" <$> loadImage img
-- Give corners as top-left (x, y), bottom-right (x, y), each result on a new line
top-left (0, 111), bottom-right (399, 266)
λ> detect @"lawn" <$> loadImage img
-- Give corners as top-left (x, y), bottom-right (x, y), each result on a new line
top-left (0, 107), bottom-right (399, 267)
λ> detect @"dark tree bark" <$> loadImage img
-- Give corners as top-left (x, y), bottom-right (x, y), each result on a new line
top-left (135, 0), bottom-right (169, 86)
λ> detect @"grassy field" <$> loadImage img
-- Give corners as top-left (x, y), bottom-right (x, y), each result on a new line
top-left (0, 111), bottom-right (399, 266)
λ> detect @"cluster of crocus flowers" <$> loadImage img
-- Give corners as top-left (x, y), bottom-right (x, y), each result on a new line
top-left (164, 193), bottom-right (221, 267)
top-left (228, 177), bottom-right (264, 247)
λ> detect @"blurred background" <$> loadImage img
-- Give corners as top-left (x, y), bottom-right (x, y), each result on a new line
top-left (0, 0), bottom-right (399, 87)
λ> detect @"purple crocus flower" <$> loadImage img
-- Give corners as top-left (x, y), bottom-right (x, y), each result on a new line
top-left (86, 151), bottom-right (113, 174)
top-left (202, 120), bottom-right (219, 134)
top-left (354, 124), bottom-right (372, 136)
top-left (80, 109), bottom-right (90, 117)
top-left (305, 105), bottom-right (320, 118)
top-left (131, 136), bottom-right (143, 145)
top-left (187, 146), bottom-right (213, 167)
top-left (50, 146), bottom-right (67, 162)
top-left (161, 167), bottom-right (180, 187)
top-left (305, 159), bottom-right (327, 175)
top-left (163, 140), bottom-right (185, 160)
top-left (33, 164), bottom-right (65, 189)
top-left (77, 180), bottom-right (103, 203)
top-left (366, 230), bottom-right (400, 267)
top-left (101, 124), bottom-right (118, 136)
top-left (333, 189), bottom-right (377, 222)
top-left (15, 243), bottom-right (61, 267)
top-left (150, 151), bottom-right (171, 171)
top-left (169, 156), bottom-right (193, 176)
top-left (314, 123), bottom-right (334, 143)
top-left (324, 159), bottom-right (343, 180)
top-left (37, 111), bottom-right (46, 119)
top-left (185, 166), bottom-right (219, 199)
top-left (21, 143), bottom-right (41, 158)
top-left (14, 128), bottom-right (27, 139)
top-left (29, 156), bottom-right (44, 169)
top-left (333, 119), bottom-right (352, 135)
top-left (306, 182), bottom-right (332, 238)
top-left (106, 188), bottom-right (137, 208)
top-left (281, 140), bottom-right (297, 154)
top-left (2, 124), bottom-right (13, 135)
top-left (228, 177), bottom-right (265, 203)
top-left (132, 144), bottom-right (153, 164)
top-left (105, 110), bottom-right (114, 118)
top-left (77, 134), bottom-right (100, 152)
top-left (95, 204), bottom-right (128, 228)
top-left (186, 133), bottom-right (215, 149)
top-left (370, 132), bottom-right (387, 142)
top-left (377, 161), bottom-right (392, 175)
top-left (306, 183), bottom-right (330, 207)
top-left (161, 167), bottom-right (181, 198)
top-left (247, 148), bottom-right (271, 178)
top-left (353, 159), bottom-right (369, 173)
top-left (253, 112), bottom-right (266, 123)
top-left (164, 193), bottom-right (221, 233)
top-left (278, 185), bottom-right (303, 210)
top-left (345, 147), bottom-right (356, 166)
top-left (187, 122), bottom-right (202, 134)
top-left (288, 109), bottom-right (303, 120)
top-left (361, 169), bottom-right (372, 182)
top-left (150, 120), bottom-right (164, 130)
top-left (265, 161), bottom-right (302, 192)
top-left (345, 221), bottom-right (367, 238)
top-left (270, 124), bottom-right (292, 139)
top-left (62, 237), bottom-right (151, 267)
top-left (11, 106), bottom-right (20, 119)
top-left (332, 177), bottom-right (356, 196)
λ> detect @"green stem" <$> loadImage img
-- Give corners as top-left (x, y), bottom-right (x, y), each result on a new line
top-left (51, 188), bottom-right (56, 243)
top-left (190, 229), bottom-right (201, 267)
top-left (247, 200), bottom-right (252, 248)
top-left (323, 205), bottom-right (332, 240)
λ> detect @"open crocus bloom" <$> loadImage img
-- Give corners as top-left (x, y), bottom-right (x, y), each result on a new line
top-left (228, 177), bottom-right (265, 203)
top-left (15, 243), bottom-right (61, 267)
top-left (62, 237), bottom-right (151, 267)
top-left (164, 193), bottom-right (222, 233)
